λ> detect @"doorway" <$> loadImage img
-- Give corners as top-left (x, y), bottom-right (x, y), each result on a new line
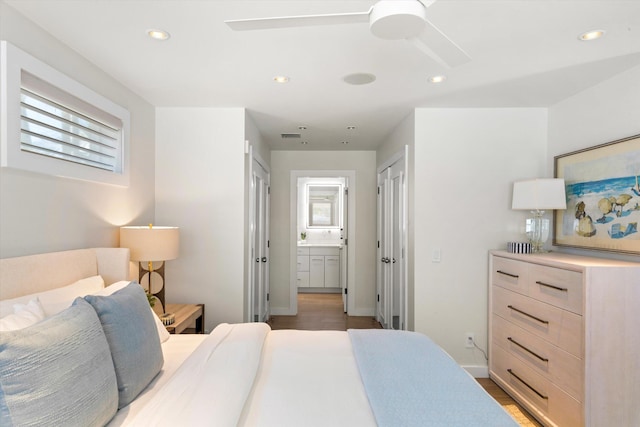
top-left (289, 170), bottom-right (356, 315)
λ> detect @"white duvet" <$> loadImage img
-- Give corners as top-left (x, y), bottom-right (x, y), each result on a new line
top-left (122, 323), bottom-right (375, 427)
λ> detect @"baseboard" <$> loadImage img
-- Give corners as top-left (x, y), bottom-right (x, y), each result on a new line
top-left (348, 308), bottom-right (375, 317)
top-left (462, 365), bottom-right (489, 378)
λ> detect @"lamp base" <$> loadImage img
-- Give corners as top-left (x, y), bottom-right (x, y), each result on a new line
top-left (525, 211), bottom-right (550, 254)
top-left (138, 261), bottom-right (166, 313)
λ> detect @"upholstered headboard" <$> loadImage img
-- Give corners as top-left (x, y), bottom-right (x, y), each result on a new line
top-left (0, 248), bottom-right (130, 300)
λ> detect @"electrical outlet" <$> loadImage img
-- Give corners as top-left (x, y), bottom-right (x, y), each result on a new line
top-left (465, 333), bottom-right (474, 348)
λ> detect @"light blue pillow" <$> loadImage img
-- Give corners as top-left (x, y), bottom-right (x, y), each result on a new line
top-left (0, 298), bottom-right (118, 426)
top-left (85, 282), bottom-right (164, 408)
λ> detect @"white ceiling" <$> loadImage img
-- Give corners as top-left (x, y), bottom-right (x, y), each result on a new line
top-left (5, 0), bottom-right (640, 151)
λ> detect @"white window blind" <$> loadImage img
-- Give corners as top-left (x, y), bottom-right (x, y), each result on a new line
top-left (20, 86), bottom-right (122, 172)
top-left (1, 41), bottom-right (130, 186)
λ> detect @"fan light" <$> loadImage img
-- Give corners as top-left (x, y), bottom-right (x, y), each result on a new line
top-left (370, 0), bottom-right (426, 40)
top-left (274, 76), bottom-right (290, 83)
top-left (579, 30), bottom-right (605, 41)
top-left (343, 73), bottom-right (376, 85)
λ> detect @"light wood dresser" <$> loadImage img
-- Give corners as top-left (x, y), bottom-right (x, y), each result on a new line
top-left (488, 250), bottom-right (640, 427)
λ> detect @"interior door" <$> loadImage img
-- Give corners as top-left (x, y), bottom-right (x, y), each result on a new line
top-left (251, 156), bottom-right (270, 322)
top-left (377, 154), bottom-right (406, 330)
top-left (376, 172), bottom-right (389, 328)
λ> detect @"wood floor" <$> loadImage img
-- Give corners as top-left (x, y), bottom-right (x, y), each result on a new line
top-left (268, 293), bottom-right (541, 427)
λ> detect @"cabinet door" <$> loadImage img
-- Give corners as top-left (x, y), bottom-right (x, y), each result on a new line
top-left (297, 272), bottom-right (310, 288)
top-left (309, 256), bottom-right (325, 287)
top-left (324, 255), bottom-right (340, 287)
top-left (297, 256), bottom-right (309, 272)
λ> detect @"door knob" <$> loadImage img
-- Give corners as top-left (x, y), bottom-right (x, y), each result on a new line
top-left (261, 257), bottom-right (267, 262)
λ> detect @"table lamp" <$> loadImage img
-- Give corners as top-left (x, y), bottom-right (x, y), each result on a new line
top-left (512, 178), bottom-right (566, 253)
top-left (120, 224), bottom-right (179, 313)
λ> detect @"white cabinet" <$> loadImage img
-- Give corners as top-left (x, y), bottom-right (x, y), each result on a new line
top-left (489, 250), bottom-right (640, 427)
top-left (296, 246), bottom-right (341, 289)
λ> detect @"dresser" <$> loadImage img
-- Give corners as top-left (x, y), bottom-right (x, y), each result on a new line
top-left (489, 250), bottom-right (639, 427)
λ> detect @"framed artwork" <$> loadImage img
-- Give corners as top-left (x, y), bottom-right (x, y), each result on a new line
top-left (554, 134), bottom-right (640, 254)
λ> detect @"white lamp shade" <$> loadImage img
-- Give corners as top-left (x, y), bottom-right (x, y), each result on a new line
top-left (120, 226), bottom-right (179, 261)
top-left (512, 178), bottom-right (567, 210)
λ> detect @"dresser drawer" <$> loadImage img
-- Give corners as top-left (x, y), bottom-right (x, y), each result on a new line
top-left (492, 257), bottom-right (528, 295)
top-left (310, 247), bottom-right (340, 256)
top-left (296, 256), bottom-right (309, 272)
top-left (491, 345), bottom-right (583, 427)
top-left (492, 314), bottom-right (583, 401)
top-left (493, 286), bottom-right (583, 358)
top-left (529, 264), bottom-right (583, 315)
top-left (297, 247), bottom-right (310, 256)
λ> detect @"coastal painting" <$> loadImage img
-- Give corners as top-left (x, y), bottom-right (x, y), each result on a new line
top-left (554, 135), bottom-right (640, 255)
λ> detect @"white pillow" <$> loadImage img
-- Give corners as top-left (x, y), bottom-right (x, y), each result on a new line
top-left (97, 281), bottom-right (171, 344)
top-left (0, 299), bottom-right (46, 331)
top-left (0, 276), bottom-right (105, 318)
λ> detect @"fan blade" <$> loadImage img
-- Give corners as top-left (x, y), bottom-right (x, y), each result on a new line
top-left (225, 10), bottom-right (371, 31)
top-left (408, 18), bottom-right (470, 68)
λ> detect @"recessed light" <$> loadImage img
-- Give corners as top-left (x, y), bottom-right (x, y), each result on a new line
top-left (347, 126), bottom-right (356, 130)
top-left (301, 141), bottom-right (308, 145)
top-left (147, 29), bottom-right (170, 40)
top-left (341, 141), bottom-right (349, 144)
top-left (579, 29), bottom-right (606, 41)
top-left (274, 76), bottom-right (290, 83)
top-left (298, 126), bottom-right (307, 130)
top-left (429, 75), bottom-right (446, 83)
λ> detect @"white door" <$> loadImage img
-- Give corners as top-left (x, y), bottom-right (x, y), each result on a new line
top-left (377, 151), bottom-right (407, 330)
top-left (250, 154), bottom-right (270, 322)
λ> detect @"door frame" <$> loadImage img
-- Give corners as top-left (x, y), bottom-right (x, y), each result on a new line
top-left (289, 170), bottom-right (356, 315)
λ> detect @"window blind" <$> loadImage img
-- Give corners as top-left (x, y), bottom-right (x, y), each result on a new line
top-left (19, 87), bottom-right (121, 172)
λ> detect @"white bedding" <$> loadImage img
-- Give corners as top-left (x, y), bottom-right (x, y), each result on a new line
top-left (108, 334), bottom-right (207, 426)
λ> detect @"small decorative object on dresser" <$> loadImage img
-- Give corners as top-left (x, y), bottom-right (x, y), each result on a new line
top-left (164, 304), bottom-right (204, 334)
top-left (489, 250), bottom-right (640, 427)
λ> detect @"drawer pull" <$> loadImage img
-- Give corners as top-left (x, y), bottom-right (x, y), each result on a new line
top-left (535, 281), bottom-right (568, 292)
top-left (497, 270), bottom-right (519, 279)
top-left (507, 369), bottom-right (548, 400)
top-left (507, 337), bottom-right (549, 362)
top-left (507, 305), bottom-right (549, 325)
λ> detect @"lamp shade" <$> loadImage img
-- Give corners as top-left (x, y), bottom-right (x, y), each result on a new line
top-left (512, 178), bottom-right (567, 211)
top-left (120, 226), bottom-right (179, 261)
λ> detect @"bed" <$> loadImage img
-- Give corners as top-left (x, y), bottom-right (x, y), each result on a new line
top-left (0, 248), bottom-right (518, 427)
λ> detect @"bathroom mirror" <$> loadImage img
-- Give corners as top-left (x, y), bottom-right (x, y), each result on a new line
top-left (307, 184), bottom-right (341, 228)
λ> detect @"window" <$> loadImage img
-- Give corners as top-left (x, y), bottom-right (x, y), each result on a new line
top-left (1, 41), bottom-right (130, 186)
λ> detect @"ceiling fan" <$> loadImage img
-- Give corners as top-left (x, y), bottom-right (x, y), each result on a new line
top-left (224, 0), bottom-right (470, 68)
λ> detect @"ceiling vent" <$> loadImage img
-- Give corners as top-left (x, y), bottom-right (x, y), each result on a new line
top-left (281, 133), bottom-right (301, 139)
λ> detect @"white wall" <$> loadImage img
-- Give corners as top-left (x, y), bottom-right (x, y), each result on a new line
top-left (548, 65), bottom-right (640, 263)
top-left (413, 108), bottom-right (547, 373)
top-left (269, 151), bottom-right (377, 316)
top-left (376, 112), bottom-right (415, 329)
top-left (0, 3), bottom-right (155, 259)
top-left (155, 108), bottom-right (246, 331)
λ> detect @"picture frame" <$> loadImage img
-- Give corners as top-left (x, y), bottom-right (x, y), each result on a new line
top-left (553, 134), bottom-right (640, 254)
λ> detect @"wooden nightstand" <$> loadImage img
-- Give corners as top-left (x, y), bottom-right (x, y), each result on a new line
top-left (164, 304), bottom-right (205, 334)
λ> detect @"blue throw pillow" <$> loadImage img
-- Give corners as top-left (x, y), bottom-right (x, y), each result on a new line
top-left (85, 282), bottom-right (164, 408)
top-left (0, 298), bottom-right (118, 426)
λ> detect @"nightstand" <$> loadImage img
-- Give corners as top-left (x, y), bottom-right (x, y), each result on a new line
top-left (164, 304), bottom-right (205, 334)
